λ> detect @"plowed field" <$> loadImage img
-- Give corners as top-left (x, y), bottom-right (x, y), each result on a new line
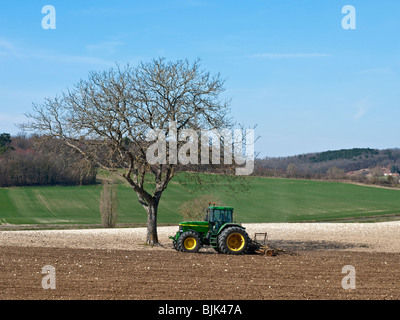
top-left (1, 223), bottom-right (399, 300)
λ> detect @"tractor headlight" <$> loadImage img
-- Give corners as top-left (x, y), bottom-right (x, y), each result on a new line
top-left (179, 225), bottom-right (183, 232)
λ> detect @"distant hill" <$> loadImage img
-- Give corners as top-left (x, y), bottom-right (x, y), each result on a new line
top-left (255, 148), bottom-right (400, 177)
top-left (308, 148), bottom-right (379, 163)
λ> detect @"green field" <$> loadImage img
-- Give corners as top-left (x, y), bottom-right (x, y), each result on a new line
top-left (1, 175), bottom-right (400, 226)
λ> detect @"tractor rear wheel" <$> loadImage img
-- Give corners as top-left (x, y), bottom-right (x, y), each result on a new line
top-left (177, 231), bottom-right (201, 253)
top-left (218, 227), bottom-right (249, 255)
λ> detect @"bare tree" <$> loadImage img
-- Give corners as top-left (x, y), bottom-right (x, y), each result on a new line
top-left (179, 194), bottom-right (221, 221)
top-left (286, 163), bottom-right (298, 178)
top-left (22, 58), bottom-right (236, 245)
top-left (326, 166), bottom-right (345, 180)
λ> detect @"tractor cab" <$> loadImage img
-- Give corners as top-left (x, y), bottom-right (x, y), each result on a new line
top-left (205, 206), bottom-right (234, 232)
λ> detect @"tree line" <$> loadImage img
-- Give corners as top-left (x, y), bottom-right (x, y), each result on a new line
top-left (0, 133), bottom-right (97, 187)
top-left (308, 148), bottom-right (379, 163)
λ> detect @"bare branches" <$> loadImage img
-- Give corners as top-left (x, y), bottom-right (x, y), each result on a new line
top-left (21, 58), bottom-right (237, 244)
top-left (22, 58), bottom-right (232, 193)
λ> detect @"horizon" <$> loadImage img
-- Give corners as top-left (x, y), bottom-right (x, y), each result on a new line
top-left (1, 1), bottom-right (399, 158)
top-left (5, 131), bottom-right (399, 160)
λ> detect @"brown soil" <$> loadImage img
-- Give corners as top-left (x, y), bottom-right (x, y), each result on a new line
top-left (1, 245), bottom-right (399, 300)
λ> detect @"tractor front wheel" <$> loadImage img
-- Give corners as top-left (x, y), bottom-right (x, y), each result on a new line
top-left (218, 227), bottom-right (249, 255)
top-left (177, 231), bottom-right (201, 253)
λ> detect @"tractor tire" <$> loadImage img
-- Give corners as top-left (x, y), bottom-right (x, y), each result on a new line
top-left (218, 227), bottom-right (250, 255)
top-left (177, 231), bottom-right (201, 253)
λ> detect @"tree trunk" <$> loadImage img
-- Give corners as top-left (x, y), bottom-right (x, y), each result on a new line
top-left (146, 200), bottom-right (159, 245)
top-left (126, 177), bottom-right (163, 246)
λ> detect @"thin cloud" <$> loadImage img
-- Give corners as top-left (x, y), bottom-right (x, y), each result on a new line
top-left (0, 40), bottom-right (15, 51)
top-left (353, 99), bottom-right (371, 120)
top-left (358, 68), bottom-right (394, 75)
top-left (86, 41), bottom-right (126, 55)
top-left (0, 39), bottom-right (21, 58)
top-left (35, 53), bottom-right (115, 66)
top-left (354, 106), bottom-right (367, 120)
top-left (0, 112), bottom-right (27, 133)
top-left (0, 38), bottom-right (114, 67)
top-left (249, 53), bottom-right (330, 59)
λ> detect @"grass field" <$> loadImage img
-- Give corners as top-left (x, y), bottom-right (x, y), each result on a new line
top-left (1, 174), bottom-right (400, 226)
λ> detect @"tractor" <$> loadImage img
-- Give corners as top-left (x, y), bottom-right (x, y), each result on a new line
top-left (170, 205), bottom-right (257, 255)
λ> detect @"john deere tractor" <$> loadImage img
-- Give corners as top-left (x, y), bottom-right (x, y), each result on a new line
top-left (170, 205), bottom-right (252, 255)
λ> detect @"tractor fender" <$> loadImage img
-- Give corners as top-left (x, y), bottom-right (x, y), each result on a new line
top-left (178, 229), bottom-right (202, 241)
top-left (217, 223), bottom-right (245, 235)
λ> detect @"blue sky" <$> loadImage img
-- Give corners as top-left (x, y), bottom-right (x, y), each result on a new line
top-left (1, 0), bottom-right (399, 157)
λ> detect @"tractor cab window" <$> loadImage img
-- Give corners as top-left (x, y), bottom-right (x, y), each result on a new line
top-left (209, 209), bottom-right (233, 223)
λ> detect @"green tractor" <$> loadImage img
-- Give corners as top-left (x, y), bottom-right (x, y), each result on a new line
top-left (170, 205), bottom-right (253, 255)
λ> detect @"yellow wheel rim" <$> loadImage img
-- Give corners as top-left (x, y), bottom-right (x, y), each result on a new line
top-left (184, 237), bottom-right (197, 250)
top-left (227, 233), bottom-right (245, 251)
